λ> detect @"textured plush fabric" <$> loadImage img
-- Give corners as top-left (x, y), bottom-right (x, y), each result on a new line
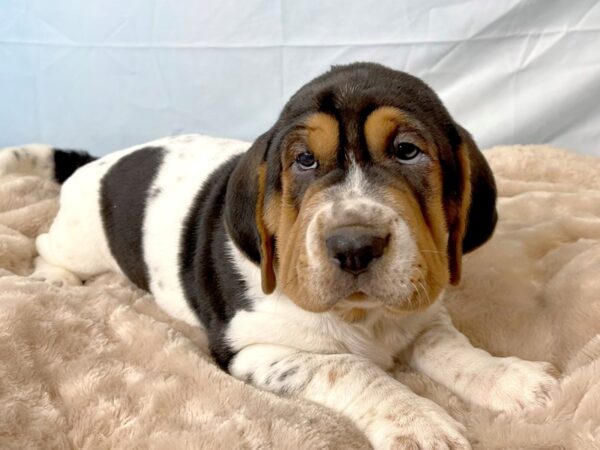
top-left (0, 145), bottom-right (599, 449)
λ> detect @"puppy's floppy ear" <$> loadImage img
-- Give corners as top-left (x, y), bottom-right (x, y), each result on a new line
top-left (225, 131), bottom-right (276, 294)
top-left (446, 125), bottom-right (497, 285)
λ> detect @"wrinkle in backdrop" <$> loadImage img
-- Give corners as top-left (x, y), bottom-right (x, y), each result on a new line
top-left (1, 0), bottom-right (599, 155)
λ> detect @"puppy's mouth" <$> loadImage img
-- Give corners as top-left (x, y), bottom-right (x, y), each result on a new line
top-left (347, 291), bottom-right (368, 301)
top-left (343, 291), bottom-right (382, 308)
top-left (297, 200), bottom-right (442, 313)
top-left (336, 285), bottom-right (408, 306)
top-left (333, 291), bottom-right (382, 313)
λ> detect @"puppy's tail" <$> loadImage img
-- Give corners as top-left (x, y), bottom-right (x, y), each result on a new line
top-left (0, 144), bottom-right (97, 184)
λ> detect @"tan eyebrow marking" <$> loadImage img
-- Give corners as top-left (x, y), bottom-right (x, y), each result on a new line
top-left (364, 106), bottom-right (409, 156)
top-left (305, 113), bottom-right (339, 163)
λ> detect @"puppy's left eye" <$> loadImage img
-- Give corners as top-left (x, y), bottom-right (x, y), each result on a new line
top-left (394, 142), bottom-right (423, 164)
top-left (295, 152), bottom-right (318, 170)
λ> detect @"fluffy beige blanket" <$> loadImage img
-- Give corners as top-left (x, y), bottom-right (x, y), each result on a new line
top-left (1, 145), bottom-right (599, 449)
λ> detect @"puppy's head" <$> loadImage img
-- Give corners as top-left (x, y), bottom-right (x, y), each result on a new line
top-left (226, 63), bottom-right (496, 315)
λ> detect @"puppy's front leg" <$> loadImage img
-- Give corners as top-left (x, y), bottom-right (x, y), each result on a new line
top-left (410, 307), bottom-right (557, 414)
top-left (230, 345), bottom-right (470, 450)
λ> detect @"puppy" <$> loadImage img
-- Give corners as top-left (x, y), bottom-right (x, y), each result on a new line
top-left (2, 63), bottom-right (557, 449)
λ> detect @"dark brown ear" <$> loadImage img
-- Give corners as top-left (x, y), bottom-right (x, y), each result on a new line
top-left (225, 131), bottom-right (277, 294)
top-left (447, 125), bottom-right (497, 285)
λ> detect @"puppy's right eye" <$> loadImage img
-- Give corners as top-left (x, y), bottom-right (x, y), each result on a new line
top-left (394, 142), bottom-right (423, 164)
top-left (295, 152), bottom-right (318, 170)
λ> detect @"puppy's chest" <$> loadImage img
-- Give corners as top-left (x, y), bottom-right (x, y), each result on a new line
top-left (336, 309), bottom-right (438, 367)
top-left (232, 292), bottom-right (441, 370)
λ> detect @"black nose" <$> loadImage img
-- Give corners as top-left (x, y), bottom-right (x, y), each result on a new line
top-left (326, 227), bottom-right (390, 275)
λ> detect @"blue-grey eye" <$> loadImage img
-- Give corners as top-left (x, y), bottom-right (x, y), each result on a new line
top-left (394, 142), bottom-right (422, 164)
top-left (295, 152), bottom-right (318, 170)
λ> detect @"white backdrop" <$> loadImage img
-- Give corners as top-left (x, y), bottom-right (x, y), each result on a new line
top-left (1, 0), bottom-right (599, 156)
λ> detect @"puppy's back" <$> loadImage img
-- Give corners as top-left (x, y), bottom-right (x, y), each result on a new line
top-left (34, 135), bottom-right (249, 325)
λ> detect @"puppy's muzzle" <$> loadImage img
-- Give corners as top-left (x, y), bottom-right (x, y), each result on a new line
top-left (326, 226), bottom-right (390, 275)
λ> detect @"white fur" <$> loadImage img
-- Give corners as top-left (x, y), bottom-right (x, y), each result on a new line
top-left (410, 315), bottom-right (558, 413)
top-left (227, 239), bottom-right (438, 369)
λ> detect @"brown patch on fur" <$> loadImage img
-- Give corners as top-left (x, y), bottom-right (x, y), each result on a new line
top-left (256, 164), bottom-right (276, 294)
top-left (305, 113), bottom-right (339, 165)
top-left (447, 143), bottom-right (472, 285)
top-left (364, 107), bottom-right (409, 156)
top-left (328, 368), bottom-right (338, 385)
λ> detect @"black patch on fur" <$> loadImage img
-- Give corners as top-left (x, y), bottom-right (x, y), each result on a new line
top-left (180, 155), bottom-right (252, 370)
top-left (53, 148), bottom-right (97, 184)
top-left (100, 147), bottom-right (164, 290)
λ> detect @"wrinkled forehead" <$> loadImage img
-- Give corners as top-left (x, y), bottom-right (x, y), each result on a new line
top-left (282, 66), bottom-right (457, 139)
top-left (279, 79), bottom-right (456, 156)
top-left (295, 107), bottom-right (434, 164)
top-left (264, 68), bottom-right (462, 194)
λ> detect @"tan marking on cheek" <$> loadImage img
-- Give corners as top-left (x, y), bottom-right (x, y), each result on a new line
top-left (266, 166), bottom-right (300, 284)
top-left (364, 106), bottom-right (409, 157)
top-left (305, 113), bottom-right (339, 165)
top-left (275, 192), bottom-right (299, 280)
top-left (424, 163), bottom-right (448, 251)
top-left (276, 184), bottom-right (332, 312)
top-left (385, 186), bottom-right (449, 308)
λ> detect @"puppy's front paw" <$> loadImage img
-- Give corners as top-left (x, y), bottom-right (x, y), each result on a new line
top-left (369, 400), bottom-right (471, 450)
top-left (30, 267), bottom-right (81, 287)
top-left (485, 357), bottom-right (558, 414)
